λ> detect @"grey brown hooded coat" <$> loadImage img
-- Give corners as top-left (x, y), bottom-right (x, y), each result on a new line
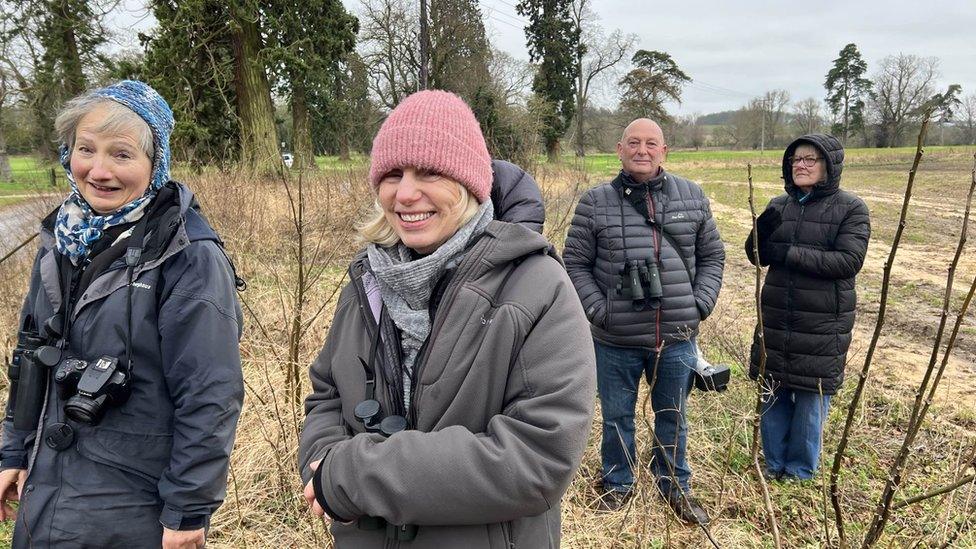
top-left (298, 221), bottom-right (595, 549)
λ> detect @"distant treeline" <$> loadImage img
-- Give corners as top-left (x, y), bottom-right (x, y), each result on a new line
top-left (1, 2), bottom-right (973, 179)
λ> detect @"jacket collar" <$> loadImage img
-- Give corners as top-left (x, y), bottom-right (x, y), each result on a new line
top-left (617, 168), bottom-right (667, 192)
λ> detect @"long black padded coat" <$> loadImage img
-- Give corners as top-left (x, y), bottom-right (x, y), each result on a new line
top-left (746, 134), bottom-right (870, 395)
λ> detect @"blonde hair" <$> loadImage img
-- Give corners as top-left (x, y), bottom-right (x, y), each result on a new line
top-left (358, 179), bottom-right (481, 248)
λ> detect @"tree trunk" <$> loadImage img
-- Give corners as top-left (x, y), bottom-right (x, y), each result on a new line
top-left (56, 0), bottom-right (85, 96)
top-left (290, 80), bottom-right (317, 170)
top-left (574, 92), bottom-right (585, 157)
top-left (338, 133), bottom-right (351, 161)
top-left (546, 137), bottom-right (559, 163)
top-left (0, 115), bottom-right (12, 183)
top-left (841, 85), bottom-right (850, 143)
top-left (230, 5), bottom-right (281, 173)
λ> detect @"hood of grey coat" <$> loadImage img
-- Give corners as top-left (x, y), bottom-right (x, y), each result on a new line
top-left (490, 159), bottom-right (545, 234)
top-left (782, 133), bottom-right (844, 198)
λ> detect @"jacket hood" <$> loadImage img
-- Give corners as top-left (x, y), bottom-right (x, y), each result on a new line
top-left (481, 220), bottom-right (559, 267)
top-left (782, 133), bottom-right (844, 197)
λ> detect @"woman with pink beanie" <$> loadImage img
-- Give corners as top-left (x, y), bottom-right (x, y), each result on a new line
top-left (298, 89), bottom-right (595, 548)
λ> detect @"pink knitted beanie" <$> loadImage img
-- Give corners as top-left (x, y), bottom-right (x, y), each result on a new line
top-left (369, 90), bottom-right (492, 203)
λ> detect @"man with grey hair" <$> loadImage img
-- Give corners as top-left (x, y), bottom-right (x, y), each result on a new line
top-left (563, 118), bottom-right (724, 523)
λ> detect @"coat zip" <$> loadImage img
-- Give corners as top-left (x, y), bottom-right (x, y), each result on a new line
top-left (647, 190), bottom-right (661, 349)
top-left (407, 237), bottom-right (492, 428)
top-left (501, 520), bottom-right (516, 548)
top-left (784, 203), bottom-right (806, 358)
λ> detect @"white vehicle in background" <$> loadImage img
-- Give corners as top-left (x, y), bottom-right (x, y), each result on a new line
top-left (282, 153), bottom-right (294, 168)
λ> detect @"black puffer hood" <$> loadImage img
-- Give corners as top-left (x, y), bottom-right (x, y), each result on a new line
top-left (782, 133), bottom-right (844, 197)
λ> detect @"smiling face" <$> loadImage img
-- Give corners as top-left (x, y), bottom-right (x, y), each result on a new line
top-left (790, 143), bottom-right (826, 192)
top-left (70, 104), bottom-right (153, 214)
top-left (377, 167), bottom-right (469, 254)
top-left (617, 118), bottom-right (668, 183)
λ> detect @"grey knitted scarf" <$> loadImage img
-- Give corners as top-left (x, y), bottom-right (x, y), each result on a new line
top-left (366, 200), bottom-right (494, 407)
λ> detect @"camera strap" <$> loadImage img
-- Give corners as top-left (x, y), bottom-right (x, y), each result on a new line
top-left (616, 187), bottom-right (632, 266)
top-left (122, 212), bottom-right (151, 376)
top-left (362, 307), bottom-right (384, 402)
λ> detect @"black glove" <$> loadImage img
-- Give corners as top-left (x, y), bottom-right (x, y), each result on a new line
top-left (761, 242), bottom-right (790, 265)
top-left (756, 208), bottom-right (782, 243)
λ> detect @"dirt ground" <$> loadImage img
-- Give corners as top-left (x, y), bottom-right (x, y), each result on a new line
top-left (703, 157), bottom-right (976, 414)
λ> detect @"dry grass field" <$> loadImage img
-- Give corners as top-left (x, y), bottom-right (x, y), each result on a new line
top-left (1, 145), bottom-right (974, 547)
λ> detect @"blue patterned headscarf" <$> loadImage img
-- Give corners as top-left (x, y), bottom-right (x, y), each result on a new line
top-left (54, 80), bottom-right (175, 265)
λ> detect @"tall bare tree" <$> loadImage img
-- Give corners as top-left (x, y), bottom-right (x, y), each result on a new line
top-left (761, 89), bottom-right (790, 149)
top-left (962, 93), bottom-right (976, 146)
top-left (792, 97), bottom-right (824, 136)
top-left (359, 0), bottom-right (419, 110)
top-left (487, 47), bottom-right (532, 106)
top-left (569, 0), bottom-right (634, 156)
top-left (0, 69), bottom-right (12, 182)
top-left (870, 54), bottom-right (939, 147)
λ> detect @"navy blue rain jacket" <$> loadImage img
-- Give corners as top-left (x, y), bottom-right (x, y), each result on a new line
top-left (1, 181), bottom-right (244, 547)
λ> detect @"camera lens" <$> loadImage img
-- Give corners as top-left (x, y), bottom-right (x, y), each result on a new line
top-left (64, 395), bottom-right (102, 425)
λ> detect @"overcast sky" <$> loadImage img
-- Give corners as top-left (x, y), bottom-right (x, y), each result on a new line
top-left (112, 0), bottom-right (976, 116)
top-left (477, 0), bottom-right (976, 115)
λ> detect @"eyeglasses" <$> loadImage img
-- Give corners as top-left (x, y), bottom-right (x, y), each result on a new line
top-left (789, 155), bottom-right (821, 167)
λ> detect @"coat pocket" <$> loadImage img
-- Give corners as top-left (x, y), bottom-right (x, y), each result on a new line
top-left (75, 427), bottom-right (173, 485)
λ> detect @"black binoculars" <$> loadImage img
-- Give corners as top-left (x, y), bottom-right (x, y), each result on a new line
top-left (6, 316), bottom-right (62, 431)
top-left (616, 259), bottom-right (663, 310)
top-left (354, 357), bottom-right (407, 438)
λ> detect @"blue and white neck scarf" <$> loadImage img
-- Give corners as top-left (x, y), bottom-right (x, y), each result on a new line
top-left (54, 80), bottom-right (175, 265)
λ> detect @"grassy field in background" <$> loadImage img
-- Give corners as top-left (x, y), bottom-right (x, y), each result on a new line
top-left (0, 145), bottom-right (974, 547)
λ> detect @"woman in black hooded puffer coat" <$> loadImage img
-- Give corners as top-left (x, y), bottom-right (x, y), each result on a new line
top-left (745, 133), bottom-right (870, 480)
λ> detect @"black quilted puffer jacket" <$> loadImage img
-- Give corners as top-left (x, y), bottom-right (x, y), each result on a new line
top-left (746, 134), bottom-right (871, 395)
top-left (564, 170), bottom-right (725, 349)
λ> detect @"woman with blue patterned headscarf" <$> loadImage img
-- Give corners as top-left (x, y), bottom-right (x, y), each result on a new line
top-left (0, 81), bottom-right (245, 549)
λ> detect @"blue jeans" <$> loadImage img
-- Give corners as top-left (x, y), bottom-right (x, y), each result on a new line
top-left (760, 386), bottom-right (831, 480)
top-left (594, 340), bottom-right (695, 497)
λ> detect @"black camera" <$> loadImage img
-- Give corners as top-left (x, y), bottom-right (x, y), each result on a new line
top-left (54, 356), bottom-right (130, 425)
top-left (6, 316), bottom-right (61, 430)
top-left (616, 259), bottom-right (663, 310)
top-left (690, 352), bottom-right (731, 392)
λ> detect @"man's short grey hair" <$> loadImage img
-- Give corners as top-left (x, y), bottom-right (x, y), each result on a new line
top-left (54, 94), bottom-right (154, 160)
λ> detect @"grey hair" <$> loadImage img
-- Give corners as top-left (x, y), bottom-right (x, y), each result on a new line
top-left (54, 95), bottom-right (154, 160)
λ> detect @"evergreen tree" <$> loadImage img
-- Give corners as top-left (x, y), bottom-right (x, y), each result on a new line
top-left (516, 0), bottom-right (580, 161)
top-left (312, 52), bottom-right (381, 158)
top-left (618, 50), bottom-right (690, 124)
top-left (429, 0), bottom-right (491, 103)
top-left (141, 0), bottom-right (239, 167)
top-left (144, 0), bottom-right (280, 171)
top-left (265, 0), bottom-right (358, 169)
top-left (229, 0), bottom-right (280, 171)
top-left (4, 0), bottom-right (108, 158)
top-left (824, 43), bottom-right (871, 143)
